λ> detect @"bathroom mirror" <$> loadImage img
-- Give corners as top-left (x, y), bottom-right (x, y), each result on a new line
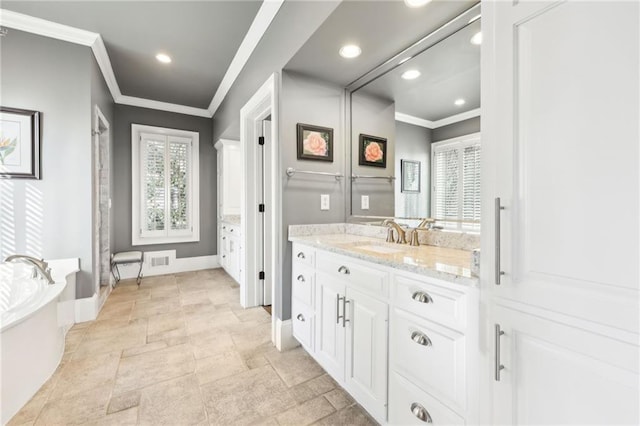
top-left (348, 5), bottom-right (481, 232)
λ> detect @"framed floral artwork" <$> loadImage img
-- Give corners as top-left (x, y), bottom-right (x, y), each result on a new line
top-left (358, 134), bottom-right (387, 168)
top-left (0, 107), bottom-right (41, 179)
top-left (296, 123), bottom-right (333, 162)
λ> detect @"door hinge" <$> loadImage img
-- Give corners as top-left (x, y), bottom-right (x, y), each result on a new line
top-left (258, 136), bottom-right (265, 146)
top-left (259, 271), bottom-right (265, 280)
top-left (258, 203), bottom-right (265, 213)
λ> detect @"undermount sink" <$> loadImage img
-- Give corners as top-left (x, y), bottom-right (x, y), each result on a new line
top-left (356, 244), bottom-right (405, 255)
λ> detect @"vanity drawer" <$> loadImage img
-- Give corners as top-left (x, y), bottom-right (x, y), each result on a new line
top-left (292, 263), bottom-right (314, 308)
top-left (394, 273), bottom-right (466, 330)
top-left (389, 372), bottom-right (464, 426)
top-left (391, 309), bottom-right (466, 411)
top-left (292, 244), bottom-right (315, 268)
top-left (292, 300), bottom-right (314, 351)
top-left (316, 251), bottom-right (389, 298)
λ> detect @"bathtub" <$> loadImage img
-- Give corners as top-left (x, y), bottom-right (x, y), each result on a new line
top-left (0, 258), bottom-right (79, 425)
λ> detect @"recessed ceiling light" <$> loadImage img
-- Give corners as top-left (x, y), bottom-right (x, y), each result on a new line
top-left (399, 56), bottom-right (412, 65)
top-left (454, 98), bottom-right (466, 106)
top-left (470, 31), bottom-right (482, 45)
top-left (339, 44), bottom-right (361, 59)
top-left (156, 53), bottom-right (172, 64)
top-left (401, 69), bottom-right (421, 80)
top-left (404, 0), bottom-right (432, 8)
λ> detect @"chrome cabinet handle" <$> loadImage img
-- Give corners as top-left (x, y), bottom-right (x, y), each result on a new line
top-left (296, 274), bottom-right (305, 283)
top-left (222, 255), bottom-right (226, 258)
top-left (222, 236), bottom-right (226, 240)
top-left (296, 313), bottom-right (305, 322)
top-left (495, 323), bottom-right (505, 381)
top-left (338, 266), bottom-right (350, 275)
top-left (495, 197), bottom-right (505, 285)
top-left (342, 299), bottom-right (350, 328)
top-left (230, 228), bottom-right (234, 232)
top-left (411, 331), bottom-right (432, 347)
top-left (297, 252), bottom-right (306, 259)
top-left (411, 291), bottom-right (433, 304)
top-left (410, 403), bottom-right (432, 423)
top-left (336, 294), bottom-right (344, 324)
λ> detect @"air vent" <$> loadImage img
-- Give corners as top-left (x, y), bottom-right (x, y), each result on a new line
top-left (151, 256), bottom-right (170, 267)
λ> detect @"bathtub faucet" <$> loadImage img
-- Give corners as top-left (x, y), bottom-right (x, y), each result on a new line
top-left (4, 255), bottom-right (55, 284)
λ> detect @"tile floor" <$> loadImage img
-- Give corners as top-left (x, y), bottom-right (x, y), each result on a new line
top-left (9, 269), bottom-right (376, 425)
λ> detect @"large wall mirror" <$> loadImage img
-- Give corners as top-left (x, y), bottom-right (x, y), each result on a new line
top-left (348, 4), bottom-right (481, 232)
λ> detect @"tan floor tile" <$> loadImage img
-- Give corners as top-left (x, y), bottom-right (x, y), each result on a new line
top-left (122, 341), bottom-right (168, 358)
top-left (232, 306), bottom-right (271, 323)
top-left (180, 290), bottom-right (213, 306)
top-left (138, 374), bottom-right (206, 425)
top-left (195, 351), bottom-right (248, 385)
top-left (324, 388), bottom-right (355, 410)
top-left (289, 374), bottom-right (337, 404)
top-left (230, 321), bottom-right (273, 356)
top-left (6, 390), bottom-right (48, 425)
top-left (266, 347), bottom-right (325, 387)
top-left (73, 321), bottom-right (147, 358)
top-left (113, 343), bottom-right (195, 395)
top-left (147, 326), bottom-right (188, 344)
top-left (86, 407), bottom-right (138, 425)
top-left (97, 300), bottom-right (135, 321)
top-left (185, 310), bottom-right (241, 335)
top-left (50, 351), bottom-right (120, 400)
top-left (201, 365), bottom-right (296, 423)
top-left (276, 396), bottom-right (336, 426)
top-left (131, 298), bottom-right (181, 319)
top-left (35, 384), bottom-right (111, 425)
top-left (107, 390), bottom-right (141, 414)
top-left (312, 404), bottom-right (377, 426)
top-left (146, 310), bottom-right (185, 336)
top-left (189, 329), bottom-right (236, 359)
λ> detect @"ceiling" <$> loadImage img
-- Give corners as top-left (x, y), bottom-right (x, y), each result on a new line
top-left (2, 1), bottom-right (263, 109)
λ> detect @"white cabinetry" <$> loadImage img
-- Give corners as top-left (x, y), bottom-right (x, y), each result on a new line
top-left (214, 139), bottom-right (241, 216)
top-left (483, 1), bottom-right (639, 423)
top-left (220, 222), bottom-right (242, 284)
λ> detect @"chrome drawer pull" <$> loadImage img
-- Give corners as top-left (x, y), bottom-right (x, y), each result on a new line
top-left (336, 294), bottom-right (344, 324)
top-left (495, 323), bottom-right (505, 381)
top-left (222, 236), bottom-right (226, 240)
top-left (411, 291), bottom-right (433, 304)
top-left (410, 403), bottom-right (432, 423)
top-left (297, 252), bottom-right (306, 259)
top-left (296, 314), bottom-right (305, 322)
top-left (297, 274), bottom-right (305, 283)
top-left (411, 331), bottom-right (432, 347)
top-left (338, 265), bottom-right (350, 275)
top-left (495, 197), bottom-right (505, 285)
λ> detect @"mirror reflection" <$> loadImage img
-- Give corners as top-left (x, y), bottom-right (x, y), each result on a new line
top-left (350, 17), bottom-right (481, 232)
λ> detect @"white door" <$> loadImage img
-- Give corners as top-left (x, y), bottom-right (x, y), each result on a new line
top-left (483, 1), bottom-right (639, 423)
top-left (261, 118), bottom-right (272, 306)
top-left (344, 287), bottom-right (388, 422)
top-left (315, 273), bottom-right (346, 381)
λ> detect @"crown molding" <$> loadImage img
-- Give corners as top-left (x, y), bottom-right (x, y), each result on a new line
top-left (0, 8), bottom-right (98, 46)
top-left (90, 35), bottom-right (122, 99)
top-left (395, 108), bottom-right (481, 129)
top-left (118, 95), bottom-right (211, 118)
top-left (207, 0), bottom-right (285, 116)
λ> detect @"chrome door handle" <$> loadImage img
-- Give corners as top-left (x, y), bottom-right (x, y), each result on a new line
top-left (297, 252), bottom-right (306, 259)
top-left (342, 298), bottom-right (350, 328)
top-left (410, 403), bottom-right (432, 423)
top-left (336, 294), bottom-right (344, 324)
top-left (338, 265), bottom-right (350, 275)
top-left (495, 197), bottom-right (505, 285)
top-left (411, 331), bottom-right (432, 347)
top-left (296, 274), bottom-right (305, 283)
top-left (495, 323), bottom-right (505, 381)
top-left (296, 313), bottom-right (305, 322)
top-left (411, 291), bottom-right (433, 304)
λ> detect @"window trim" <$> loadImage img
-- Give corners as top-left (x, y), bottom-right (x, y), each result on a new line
top-left (430, 132), bottom-right (481, 232)
top-left (131, 124), bottom-right (200, 246)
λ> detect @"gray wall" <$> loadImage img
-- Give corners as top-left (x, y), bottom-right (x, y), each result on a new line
top-left (279, 71), bottom-right (346, 320)
top-left (395, 121), bottom-right (432, 217)
top-left (351, 92), bottom-right (396, 217)
top-left (432, 116), bottom-right (480, 142)
top-left (0, 30), bottom-right (95, 297)
top-left (212, 1), bottom-right (341, 142)
top-left (113, 105), bottom-right (216, 258)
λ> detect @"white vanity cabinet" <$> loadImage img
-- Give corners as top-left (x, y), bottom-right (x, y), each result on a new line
top-left (291, 242), bottom-right (478, 425)
top-left (221, 222), bottom-right (242, 284)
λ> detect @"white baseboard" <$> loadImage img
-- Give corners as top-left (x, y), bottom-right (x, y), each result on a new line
top-left (275, 318), bottom-right (299, 351)
top-left (115, 252), bottom-right (220, 280)
top-left (74, 293), bottom-right (99, 323)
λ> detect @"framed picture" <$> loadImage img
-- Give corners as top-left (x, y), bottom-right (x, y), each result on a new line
top-left (0, 107), bottom-right (41, 179)
top-left (401, 159), bottom-right (421, 193)
top-left (359, 134), bottom-right (387, 168)
top-left (296, 123), bottom-right (333, 162)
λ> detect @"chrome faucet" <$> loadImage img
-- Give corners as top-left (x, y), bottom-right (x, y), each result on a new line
top-left (417, 218), bottom-right (436, 229)
top-left (4, 255), bottom-right (55, 284)
top-left (382, 219), bottom-right (407, 244)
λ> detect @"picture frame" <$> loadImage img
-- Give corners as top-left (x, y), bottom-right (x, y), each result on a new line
top-left (358, 134), bottom-right (387, 168)
top-left (0, 107), bottom-right (41, 179)
top-left (296, 123), bottom-right (333, 162)
top-left (401, 159), bottom-right (421, 193)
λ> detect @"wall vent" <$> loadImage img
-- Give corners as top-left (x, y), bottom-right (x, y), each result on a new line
top-left (151, 256), bottom-right (170, 267)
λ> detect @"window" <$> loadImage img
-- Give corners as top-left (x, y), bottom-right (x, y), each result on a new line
top-left (431, 134), bottom-right (481, 232)
top-left (131, 124), bottom-right (199, 245)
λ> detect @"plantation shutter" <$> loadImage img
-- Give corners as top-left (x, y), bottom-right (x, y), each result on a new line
top-left (433, 147), bottom-right (459, 226)
top-left (168, 136), bottom-right (191, 235)
top-left (141, 134), bottom-right (167, 236)
top-left (462, 143), bottom-right (481, 231)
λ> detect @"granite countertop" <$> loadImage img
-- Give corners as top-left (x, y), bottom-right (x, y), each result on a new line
top-left (289, 233), bottom-right (477, 287)
top-left (221, 215), bottom-right (241, 225)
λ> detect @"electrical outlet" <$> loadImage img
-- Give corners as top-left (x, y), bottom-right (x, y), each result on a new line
top-left (361, 195), bottom-right (370, 210)
top-left (320, 194), bottom-right (330, 210)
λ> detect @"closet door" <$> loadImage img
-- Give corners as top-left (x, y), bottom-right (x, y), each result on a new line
top-left (482, 1), bottom-right (639, 423)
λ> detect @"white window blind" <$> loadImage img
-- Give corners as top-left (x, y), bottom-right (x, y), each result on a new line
top-left (132, 125), bottom-right (199, 245)
top-left (431, 135), bottom-right (481, 231)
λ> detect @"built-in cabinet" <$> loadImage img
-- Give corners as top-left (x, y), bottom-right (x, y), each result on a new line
top-left (291, 243), bottom-right (478, 424)
top-left (220, 222), bottom-right (242, 284)
top-left (482, 1), bottom-right (639, 423)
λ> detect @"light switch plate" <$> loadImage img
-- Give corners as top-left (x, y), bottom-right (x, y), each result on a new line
top-left (320, 194), bottom-right (330, 210)
top-left (361, 195), bottom-right (370, 210)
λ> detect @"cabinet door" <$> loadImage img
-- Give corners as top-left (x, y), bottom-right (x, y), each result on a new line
top-left (228, 236), bottom-right (240, 282)
top-left (492, 305), bottom-right (639, 425)
top-left (345, 287), bottom-right (388, 422)
top-left (315, 272), bottom-right (345, 381)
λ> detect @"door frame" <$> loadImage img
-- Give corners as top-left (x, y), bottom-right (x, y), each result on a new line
top-left (92, 105), bottom-right (111, 296)
top-left (239, 73), bottom-right (281, 346)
